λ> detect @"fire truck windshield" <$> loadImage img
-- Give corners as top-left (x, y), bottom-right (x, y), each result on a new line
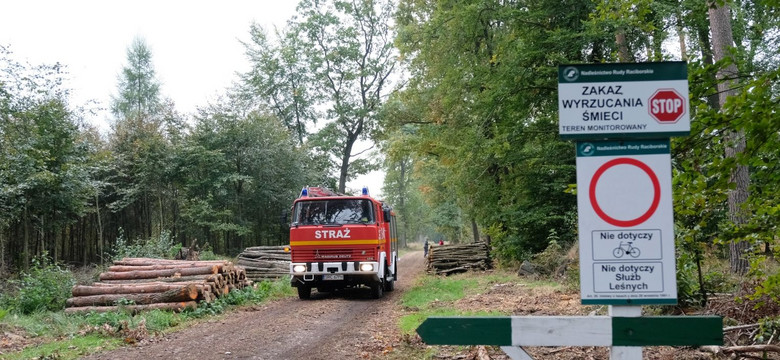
top-left (293, 199), bottom-right (374, 225)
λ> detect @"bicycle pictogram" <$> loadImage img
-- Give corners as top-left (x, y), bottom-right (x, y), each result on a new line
top-left (613, 241), bottom-right (641, 258)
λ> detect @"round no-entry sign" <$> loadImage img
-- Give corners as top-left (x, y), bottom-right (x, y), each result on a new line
top-left (589, 157), bottom-right (661, 227)
top-left (648, 89), bottom-right (686, 123)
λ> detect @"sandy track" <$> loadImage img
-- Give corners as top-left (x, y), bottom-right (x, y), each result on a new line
top-left (84, 251), bottom-right (425, 360)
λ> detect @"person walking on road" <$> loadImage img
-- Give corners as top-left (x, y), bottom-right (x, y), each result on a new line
top-left (423, 239), bottom-right (429, 257)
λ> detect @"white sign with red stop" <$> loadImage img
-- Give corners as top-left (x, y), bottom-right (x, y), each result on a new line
top-left (558, 62), bottom-right (690, 139)
top-left (648, 89), bottom-right (686, 123)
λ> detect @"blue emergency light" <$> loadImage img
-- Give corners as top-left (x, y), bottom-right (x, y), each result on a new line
top-left (362, 187), bottom-right (369, 196)
top-left (300, 187), bottom-right (308, 197)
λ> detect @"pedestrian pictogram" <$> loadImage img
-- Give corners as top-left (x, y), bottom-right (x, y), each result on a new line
top-left (648, 89), bottom-right (686, 123)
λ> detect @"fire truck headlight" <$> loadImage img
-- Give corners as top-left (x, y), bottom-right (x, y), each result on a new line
top-left (359, 263), bottom-right (374, 272)
top-left (293, 265), bottom-right (307, 273)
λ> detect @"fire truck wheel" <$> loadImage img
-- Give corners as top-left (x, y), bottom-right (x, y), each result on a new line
top-left (297, 285), bottom-right (312, 300)
top-left (383, 278), bottom-right (395, 292)
top-left (383, 264), bottom-right (395, 291)
top-left (370, 280), bottom-right (384, 299)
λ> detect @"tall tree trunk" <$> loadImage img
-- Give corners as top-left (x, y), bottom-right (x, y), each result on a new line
top-left (145, 192), bottom-right (152, 238)
top-left (695, 9), bottom-right (720, 109)
top-left (96, 191), bottom-right (104, 266)
top-left (676, 14), bottom-right (688, 61)
top-left (0, 229), bottom-right (5, 271)
top-left (399, 159), bottom-right (408, 248)
top-left (471, 218), bottom-right (480, 243)
top-left (338, 131), bottom-right (359, 193)
top-left (649, 10), bottom-right (664, 61)
top-left (159, 194), bottom-right (164, 236)
top-left (709, 1), bottom-right (750, 274)
top-left (616, 31), bottom-right (631, 62)
top-left (82, 217), bottom-right (88, 265)
top-left (24, 205), bottom-right (30, 270)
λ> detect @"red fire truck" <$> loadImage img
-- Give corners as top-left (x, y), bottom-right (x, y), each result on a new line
top-left (288, 186), bottom-right (398, 299)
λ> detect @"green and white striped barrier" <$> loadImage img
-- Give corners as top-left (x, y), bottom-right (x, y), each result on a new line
top-left (417, 315), bottom-right (722, 359)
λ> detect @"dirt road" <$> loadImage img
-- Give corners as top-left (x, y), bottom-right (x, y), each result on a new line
top-left (85, 251), bottom-right (425, 360)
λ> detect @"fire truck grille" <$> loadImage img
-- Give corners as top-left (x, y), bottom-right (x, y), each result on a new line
top-left (293, 248), bottom-right (373, 262)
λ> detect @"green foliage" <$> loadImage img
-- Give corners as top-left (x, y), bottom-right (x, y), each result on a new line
top-left (188, 280), bottom-right (290, 318)
top-left (531, 235), bottom-right (566, 276)
top-left (749, 267), bottom-right (780, 307)
top-left (1, 254), bottom-right (75, 314)
top-left (196, 243), bottom-right (220, 261)
top-left (83, 309), bottom-right (133, 329)
top-left (141, 309), bottom-right (181, 332)
top-left (756, 316), bottom-right (780, 343)
top-left (388, 1), bottom-right (583, 262)
top-left (111, 36), bottom-right (161, 119)
top-left (675, 249), bottom-right (702, 308)
top-left (111, 229), bottom-right (179, 260)
top-left (246, 0), bottom-right (398, 192)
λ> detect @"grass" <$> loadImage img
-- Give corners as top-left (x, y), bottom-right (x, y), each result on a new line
top-left (0, 278), bottom-right (295, 360)
top-left (389, 269), bottom-right (544, 359)
top-left (1, 334), bottom-right (123, 360)
top-left (398, 270), bottom-right (522, 335)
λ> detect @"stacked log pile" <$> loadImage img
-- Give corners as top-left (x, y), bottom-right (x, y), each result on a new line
top-left (65, 258), bottom-right (250, 314)
top-left (426, 243), bottom-right (492, 275)
top-left (237, 246), bottom-right (291, 281)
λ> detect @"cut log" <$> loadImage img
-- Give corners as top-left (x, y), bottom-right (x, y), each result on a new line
top-left (112, 258), bottom-right (229, 266)
top-left (108, 263), bottom-right (227, 272)
top-left (238, 253), bottom-right (291, 261)
top-left (64, 301), bottom-right (197, 314)
top-left (427, 243), bottom-right (491, 275)
top-left (99, 266), bottom-right (218, 281)
top-left (97, 274), bottom-right (222, 285)
top-left (243, 245), bottom-right (288, 251)
top-left (70, 257), bottom-right (248, 311)
top-left (66, 285), bottom-right (198, 307)
top-left (73, 283), bottom-right (205, 297)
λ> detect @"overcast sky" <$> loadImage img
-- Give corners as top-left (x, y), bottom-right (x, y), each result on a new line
top-left (1, 0), bottom-right (298, 128)
top-left (0, 0), bottom-right (385, 196)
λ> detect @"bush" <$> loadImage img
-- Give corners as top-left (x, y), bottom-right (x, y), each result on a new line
top-left (112, 229), bottom-right (180, 260)
top-left (197, 243), bottom-right (220, 261)
top-left (531, 232), bottom-right (566, 276)
top-left (1, 254), bottom-right (75, 314)
top-left (186, 280), bottom-right (285, 318)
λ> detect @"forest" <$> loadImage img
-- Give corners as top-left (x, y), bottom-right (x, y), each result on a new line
top-left (1, 0), bottom-right (778, 308)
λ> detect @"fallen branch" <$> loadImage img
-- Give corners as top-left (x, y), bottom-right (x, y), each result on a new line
top-left (701, 344), bottom-right (780, 356)
top-left (723, 323), bottom-right (759, 332)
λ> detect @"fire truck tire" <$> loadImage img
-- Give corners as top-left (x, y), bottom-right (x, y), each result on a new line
top-left (297, 285), bottom-right (312, 300)
top-left (383, 278), bottom-right (395, 292)
top-left (370, 280), bottom-right (384, 299)
top-left (384, 263), bottom-right (395, 291)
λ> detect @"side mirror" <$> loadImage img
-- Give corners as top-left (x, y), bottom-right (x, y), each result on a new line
top-left (383, 209), bottom-right (391, 222)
